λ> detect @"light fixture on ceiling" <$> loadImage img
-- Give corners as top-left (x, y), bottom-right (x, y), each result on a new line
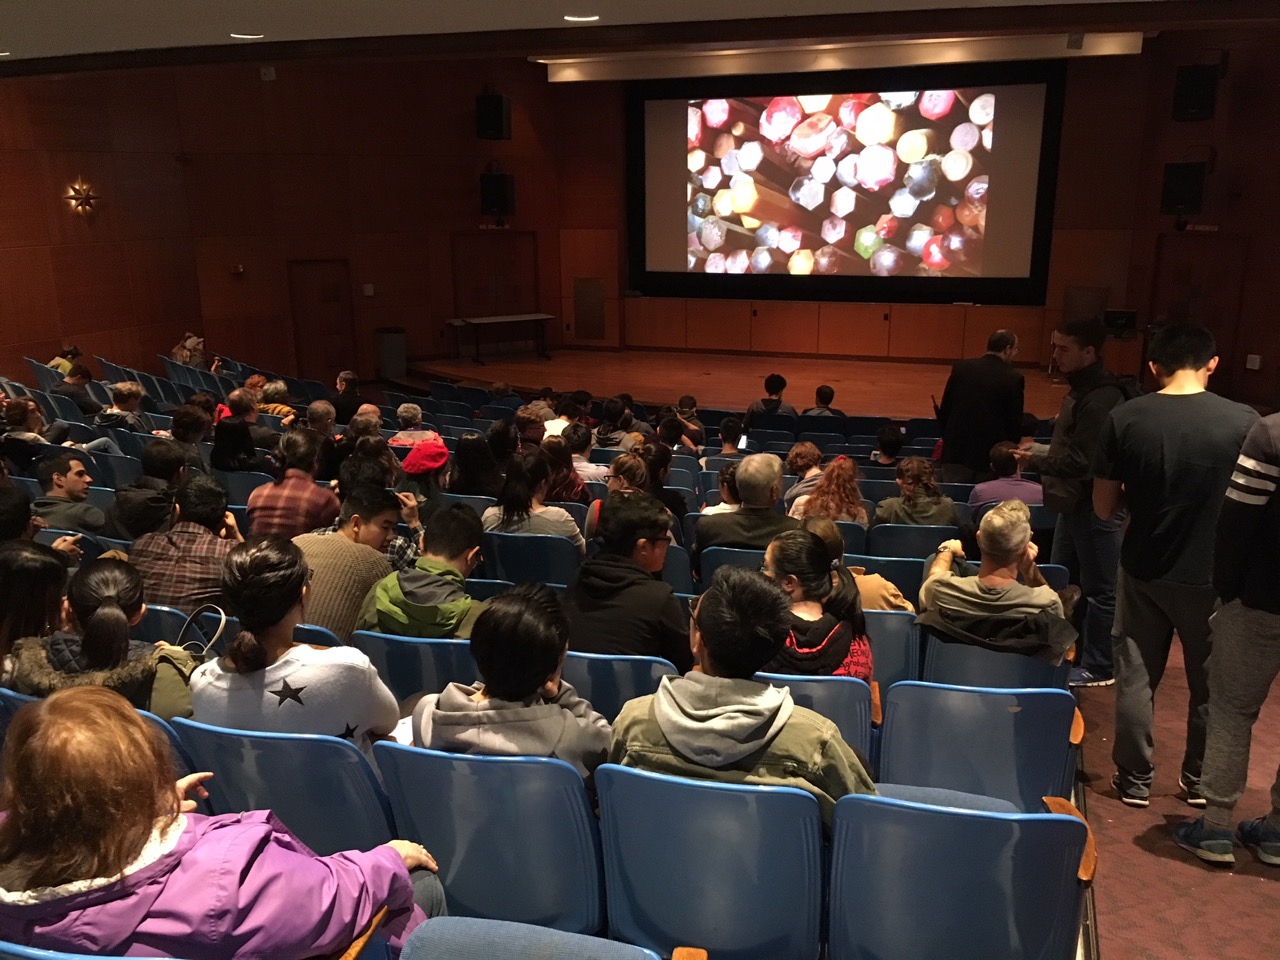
top-left (229, 33), bottom-right (265, 40)
top-left (563, 15), bottom-right (600, 22)
top-left (0, 52), bottom-right (10, 57)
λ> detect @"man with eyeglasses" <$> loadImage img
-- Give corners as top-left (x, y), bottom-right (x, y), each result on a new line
top-left (937, 328), bottom-right (1025, 484)
top-left (609, 565), bottom-right (876, 826)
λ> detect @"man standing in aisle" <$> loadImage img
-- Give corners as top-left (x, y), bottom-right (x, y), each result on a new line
top-left (1093, 323), bottom-right (1256, 809)
top-left (1015, 317), bottom-right (1126, 687)
top-left (937, 330), bottom-right (1024, 483)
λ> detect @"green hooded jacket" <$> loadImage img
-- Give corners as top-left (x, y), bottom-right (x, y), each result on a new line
top-left (358, 557), bottom-right (484, 638)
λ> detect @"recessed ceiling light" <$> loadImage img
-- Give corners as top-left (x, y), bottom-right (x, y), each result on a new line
top-left (563, 15), bottom-right (600, 22)
top-left (229, 33), bottom-right (265, 40)
top-left (0, 52), bottom-right (11, 57)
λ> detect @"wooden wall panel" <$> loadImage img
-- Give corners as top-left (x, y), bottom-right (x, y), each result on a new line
top-left (348, 155), bottom-right (432, 234)
top-left (0, 86), bottom-right (34, 151)
top-left (751, 301), bottom-right (819, 355)
top-left (817, 303), bottom-right (892, 357)
top-left (113, 153), bottom-right (189, 240)
top-left (185, 153), bottom-right (273, 238)
top-left (0, 151), bottom-right (49, 247)
top-left (174, 66), bottom-right (267, 154)
top-left (194, 236), bottom-right (288, 321)
top-left (127, 239), bottom-right (201, 329)
top-left (107, 71), bottom-right (180, 153)
top-left (560, 228), bottom-right (619, 295)
top-left (50, 243), bottom-right (135, 335)
top-left (42, 152), bottom-right (118, 245)
top-left (0, 248), bottom-right (58, 341)
top-left (624, 297), bottom-right (687, 348)
top-left (962, 306), bottom-right (1047, 364)
top-left (261, 64), bottom-right (348, 156)
top-left (270, 153), bottom-right (352, 237)
top-left (685, 300), bottom-right (751, 352)
top-left (560, 296), bottom-right (620, 347)
top-left (24, 77), bottom-right (113, 152)
top-left (888, 304), bottom-right (966, 360)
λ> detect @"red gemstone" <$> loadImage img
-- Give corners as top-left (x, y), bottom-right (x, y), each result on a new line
top-left (837, 94), bottom-right (878, 130)
top-left (930, 204), bottom-right (956, 232)
top-left (760, 97), bottom-right (804, 143)
top-left (875, 214), bottom-right (900, 239)
top-left (918, 90), bottom-right (956, 121)
top-left (922, 235), bottom-right (952, 271)
top-left (788, 113), bottom-right (835, 159)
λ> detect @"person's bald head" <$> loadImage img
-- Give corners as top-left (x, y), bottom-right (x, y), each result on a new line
top-left (735, 453), bottom-right (783, 508)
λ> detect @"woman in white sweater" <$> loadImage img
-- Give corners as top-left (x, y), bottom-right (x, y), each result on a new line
top-left (190, 538), bottom-right (399, 762)
top-left (480, 451), bottom-right (586, 555)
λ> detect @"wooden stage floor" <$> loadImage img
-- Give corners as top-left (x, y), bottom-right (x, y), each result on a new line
top-left (409, 349), bottom-right (1068, 421)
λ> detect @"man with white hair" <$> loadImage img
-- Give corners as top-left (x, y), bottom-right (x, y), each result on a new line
top-left (692, 453), bottom-right (799, 574)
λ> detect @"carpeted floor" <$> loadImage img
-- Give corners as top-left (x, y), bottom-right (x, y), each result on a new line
top-left (1076, 644), bottom-right (1280, 960)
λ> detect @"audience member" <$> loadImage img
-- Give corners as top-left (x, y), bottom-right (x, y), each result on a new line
top-left (617, 394), bottom-right (654, 437)
top-left (692, 453), bottom-right (799, 571)
top-left (639, 442), bottom-right (688, 522)
top-left (481, 452), bottom-right (586, 554)
top-left (542, 397), bottom-right (581, 438)
top-left (609, 565), bottom-right (876, 825)
top-left (45, 345), bottom-right (82, 376)
top-left (319, 456), bottom-right (423, 574)
top-left (675, 394), bottom-right (706, 446)
top-left (542, 435), bottom-right (589, 504)
top-left (359, 503), bottom-right (484, 639)
top-left (331, 370), bottom-right (362, 425)
top-left (701, 415), bottom-right (745, 468)
top-left (293, 487), bottom-right (399, 642)
top-left (969, 441), bottom-right (1043, 508)
top-left (445, 432), bottom-right (504, 498)
top-left (789, 455), bottom-right (868, 524)
top-left (209, 388), bottom-right (272, 472)
top-left (871, 425), bottom-right (904, 466)
top-left (95, 381), bottom-right (153, 435)
top-left (31, 454), bottom-right (104, 534)
top-left (801, 516), bottom-right (914, 612)
top-left (303, 399), bottom-right (342, 481)
top-left (2, 399), bottom-right (74, 473)
top-left (583, 453), bottom-right (649, 539)
top-left (194, 537), bottom-right (398, 746)
top-left (1094, 323), bottom-right (1257, 809)
top-left (247, 429), bottom-right (340, 538)
top-left (397, 434), bottom-right (449, 507)
top-left (1013, 317), bottom-right (1124, 687)
top-left (258, 379), bottom-right (298, 418)
top-left (101, 439), bottom-right (186, 541)
top-left (170, 331), bottom-right (210, 368)
top-left (1175, 411), bottom-right (1280, 864)
top-left (701, 461), bottom-right (741, 516)
top-left (562, 493), bottom-right (691, 672)
top-left (485, 419), bottom-right (522, 471)
top-left (514, 406), bottom-right (547, 447)
top-left (872, 457), bottom-right (956, 527)
top-left (0, 488), bottom-right (83, 567)
top-left (802, 384), bottom-right (844, 417)
top-left (0, 541), bottom-right (67, 683)
top-left (413, 584), bottom-right (610, 778)
top-left (783, 442), bottom-right (824, 508)
top-left (50, 363), bottom-right (103, 417)
top-left (564, 422), bottom-right (609, 482)
top-left (743, 373), bottom-right (798, 428)
top-left (937, 330), bottom-right (1024, 482)
top-left (130, 474), bottom-right (241, 611)
top-left (168, 403), bottom-right (212, 472)
top-left (391, 404), bottom-right (437, 445)
top-left (594, 397), bottom-right (638, 451)
top-left (527, 386), bottom-right (558, 421)
top-left (0, 686), bottom-right (439, 956)
top-left (186, 390), bottom-right (219, 419)
top-left (656, 416), bottom-right (694, 452)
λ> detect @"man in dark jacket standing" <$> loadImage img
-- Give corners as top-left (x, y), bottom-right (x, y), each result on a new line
top-left (1015, 317), bottom-right (1126, 686)
top-left (561, 493), bottom-right (692, 673)
top-left (937, 330), bottom-right (1024, 482)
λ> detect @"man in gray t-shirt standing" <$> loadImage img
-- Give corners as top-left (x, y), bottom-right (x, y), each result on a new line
top-left (1093, 324), bottom-right (1257, 809)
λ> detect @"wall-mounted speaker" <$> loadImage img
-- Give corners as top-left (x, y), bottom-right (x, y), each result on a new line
top-left (476, 93), bottom-right (512, 140)
top-left (1172, 65), bottom-right (1218, 122)
top-left (480, 172), bottom-right (515, 216)
top-left (1160, 162), bottom-right (1206, 216)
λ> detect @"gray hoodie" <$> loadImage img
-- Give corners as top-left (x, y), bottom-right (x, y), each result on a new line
top-left (414, 680), bottom-right (611, 777)
top-left (653, 672), bottom-right (794, 767)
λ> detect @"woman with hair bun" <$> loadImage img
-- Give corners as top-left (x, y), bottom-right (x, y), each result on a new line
top-left (189, 537), bottom-right (400, 760)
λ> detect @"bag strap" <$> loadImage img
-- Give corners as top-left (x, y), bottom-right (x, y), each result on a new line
top-left (175, 604), bottom-right (229, 659)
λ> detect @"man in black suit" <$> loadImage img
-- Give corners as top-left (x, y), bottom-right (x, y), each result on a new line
top-left (692, 453), bottom-right (799, 575)
top-left (937, 330), bottom-right (1024, 483)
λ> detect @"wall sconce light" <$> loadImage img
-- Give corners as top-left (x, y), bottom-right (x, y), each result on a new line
top-left (65, 180), bottom-right (99, 215)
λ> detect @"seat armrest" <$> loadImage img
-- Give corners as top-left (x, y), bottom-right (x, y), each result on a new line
top-left (1041, 797), bottom-right (1097, 883)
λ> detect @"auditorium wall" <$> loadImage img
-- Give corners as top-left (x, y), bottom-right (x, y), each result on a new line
top-left (0, 26), bottom-right (1275, 405)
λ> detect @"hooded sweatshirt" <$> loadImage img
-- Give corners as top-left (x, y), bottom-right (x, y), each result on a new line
top-left (100, 476), bottom-right (176, 541)
top-left (609, 672), bottom-right (876, 825)
top-left (413, 680), bottom-right (610, 777)
top-left (762, 612), bottom-right (873, 681)
top-left (561, 553), bottom-right (693, 672)
top-left (358, 557), bottom-right (483, 639)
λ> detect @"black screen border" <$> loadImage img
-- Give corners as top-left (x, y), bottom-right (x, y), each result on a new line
top-left (625, 59), bottom-right (1066, 306)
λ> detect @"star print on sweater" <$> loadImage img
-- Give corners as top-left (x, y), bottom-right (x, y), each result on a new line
top-left (340, 723), bottom-right (358, 739)
top-left (269, 679), bottom-right (307, 706)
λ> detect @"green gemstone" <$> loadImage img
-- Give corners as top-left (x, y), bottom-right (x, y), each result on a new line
top-left (854, 225), bottom-right (884, 260)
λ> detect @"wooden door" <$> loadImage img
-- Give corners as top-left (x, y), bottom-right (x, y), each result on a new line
top-left (288, 260), bottom-right (356, 382)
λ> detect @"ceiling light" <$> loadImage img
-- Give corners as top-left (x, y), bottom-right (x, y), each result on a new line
top-left (563, 15), bottom-right (600, 22)
top-left (229, 33), bottom-right (265, 40)
top-left (0, 52), bottom-right (10, 57)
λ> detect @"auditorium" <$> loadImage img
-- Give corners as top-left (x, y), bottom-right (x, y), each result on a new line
top-left (0, 2), bottom-right (1277, 959)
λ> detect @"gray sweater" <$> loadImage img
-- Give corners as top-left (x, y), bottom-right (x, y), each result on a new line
top-left (31, 497), bottom-right (105, 535)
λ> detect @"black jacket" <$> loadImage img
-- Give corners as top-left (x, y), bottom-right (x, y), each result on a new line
top-left (51, 381), bottom-right (103, 416)
top-left (332, 391), bottom-right (363, 426)
top-left (691, 504), bottom-right (799, 573)
top-left (101, 476), bottom-right (177, 541)
top-left (916, 607), bottom-right (1077, 665)
top-left (561, 553), bottom-right (693, 673)
top-left (1029, 360), bottom-right (1124, 513)
top-left (938, 353), bottom-right (1024, 473)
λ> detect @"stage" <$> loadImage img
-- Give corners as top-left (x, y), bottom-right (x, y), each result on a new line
top-left (407, 349), bottom-right (1068, 421)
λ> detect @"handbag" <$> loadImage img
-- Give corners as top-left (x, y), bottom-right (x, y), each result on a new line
top-left (148, 604), bottom-right (230, 720)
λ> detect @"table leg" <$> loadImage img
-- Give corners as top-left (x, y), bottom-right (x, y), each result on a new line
top-left (537, 317), bottom-right (550, 360)
top-left (472, 325), bottom-right (484, 365)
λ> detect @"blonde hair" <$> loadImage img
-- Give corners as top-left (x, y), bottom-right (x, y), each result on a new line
top-left (978, 500), bottom-right (1032, 565)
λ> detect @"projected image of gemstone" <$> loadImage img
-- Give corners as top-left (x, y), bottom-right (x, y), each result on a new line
top-left (684, 88), bottom-right (994, 275)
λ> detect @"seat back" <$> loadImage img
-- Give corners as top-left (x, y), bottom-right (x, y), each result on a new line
top-left (661, 544), bottom-right (694, 595)
top-left (294, 622), bottom-right (341, 647)
top-left (847, 554), bottom-right (926, 611)
top-left (375, 744), bottom-right (603, 934)
top-left (215, 470), bottom-right (275, 505)
top-left (857, 478), bottom-right (899, 503)
top-left (829, 794), bottom-right (1086, 960)
top-left (171, 718), bottom-right (394, 855)
top-left (596, 765), bottom-right (823, 960)
top-left (483, 532), bottom-right (581, 586)
top-left (32, 529), bottom-right (104, 564)
top-left (923, 633), bottom-right (1070, 689)
top-left (756, 673), bottom-right (871, 757)
top-left (131, 604), bottom-right (193, 644)
top-left (0, 688), bottom-right (38, 749)
top-left (866, 524), bottom-right (959, 559)
top-left (546, 500), bottom-right (589, 532)
top-left (561, 652), bottom-right (678, 723)
top-left (863, 610), bottom-right (920, 687)
top-left (463, 578), bottom-right (514, 601)
top-left (699, 546), bottom-right (765, 582)
top-left (834, 520), bottom-right (867, 554)
top-left (350, 631), bottom-right (477, 701)
top-left (435, 492), bottom-right (496, 516)
top-left (879, 682), bottom-right (1076, 809)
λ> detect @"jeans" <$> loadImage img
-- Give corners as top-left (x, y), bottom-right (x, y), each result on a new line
top-left (410, 868), bottom-right (448, 917)
top-left (81, 436), bottom-right (124, 458)
top-left (1051, 505), bottom-right (1123, 675)
top-left (1112, 569), bottom-right (1216, 797)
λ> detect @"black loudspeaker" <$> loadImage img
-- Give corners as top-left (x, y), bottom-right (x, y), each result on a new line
top-left (1160, 162), bottom-right (1206, 215)
top-left (476, 93), bottom-right (511, 140)
top-left (480, 173), bottom-right (515, 216)
top-left (1172, 65), bottom-right (1218, 122)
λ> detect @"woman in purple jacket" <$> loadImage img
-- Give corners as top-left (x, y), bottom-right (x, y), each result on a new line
top-left (0, 687), bottom-right (441, 958)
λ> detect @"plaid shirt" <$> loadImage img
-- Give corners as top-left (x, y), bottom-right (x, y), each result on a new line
top-left (130, 521), bottom-right (238, 612)
top-left (310, 520), bottom-right (422, 573)
top-left (247, 469), bottom-right (341, 540)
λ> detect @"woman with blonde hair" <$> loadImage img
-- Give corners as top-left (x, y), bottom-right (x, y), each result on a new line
top-left (871, 456), bottom-right (957, 527)
top-left (790, 455), bottom-right (868, 525)
top-left (0, 687), bottom-right (442, 956)
top-left (583, 452), bottom-right (649, 540)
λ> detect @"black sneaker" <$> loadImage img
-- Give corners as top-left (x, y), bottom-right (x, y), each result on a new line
top-left (1069, 667), bottom-right (1115, 688)
top-left (1179, 777), bottom-right (1207, 808)
top-left (1237, 817), bottom-right (1280, 866)
top-left (1173, 816), bottom-right (1236, 864)
top-left (1112, 773), bottom-right (1149, 808)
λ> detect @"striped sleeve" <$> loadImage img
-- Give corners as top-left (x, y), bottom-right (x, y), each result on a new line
top-left (1226, 451), bottom-right (1280, 506)
top-left (1215, 415), bottom-right (1280, 602)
